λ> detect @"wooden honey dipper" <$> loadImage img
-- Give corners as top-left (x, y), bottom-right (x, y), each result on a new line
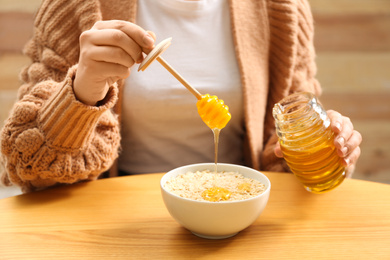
top-left (138, 38), bottom-right (231, 130)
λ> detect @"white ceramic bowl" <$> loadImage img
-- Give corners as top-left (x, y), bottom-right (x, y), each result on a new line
top-left (160, 163), bottom-right (271, 239)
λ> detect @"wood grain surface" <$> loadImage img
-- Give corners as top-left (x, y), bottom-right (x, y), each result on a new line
top-left (0, 172), bottom-right (389, 259)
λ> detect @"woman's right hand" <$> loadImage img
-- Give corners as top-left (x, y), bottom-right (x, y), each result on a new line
top-left (73, 20), bottom-right (155, 106)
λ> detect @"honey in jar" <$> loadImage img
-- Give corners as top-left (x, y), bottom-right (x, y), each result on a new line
top-left (272, 92), bottom-right (346, 193)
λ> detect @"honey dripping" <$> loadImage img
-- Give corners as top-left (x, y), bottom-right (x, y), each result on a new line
top-left (196, 94), bottom-right (231, 173)
top-left (197, 94), bottom-right (233, 202)
top-left (212, 128), bottom-right (220, 172)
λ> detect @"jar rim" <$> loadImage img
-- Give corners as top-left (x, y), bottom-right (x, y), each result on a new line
top-left (273, 92), bottom-right (316, 120)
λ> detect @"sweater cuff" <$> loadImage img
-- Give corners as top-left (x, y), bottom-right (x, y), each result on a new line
top-left (39, 65), bottom-right (118, 150)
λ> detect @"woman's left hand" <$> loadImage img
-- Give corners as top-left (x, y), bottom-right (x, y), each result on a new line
top-left (327, 110), bottom-right (362, 177)
top-left (274, 110), bottom-right (362, 177)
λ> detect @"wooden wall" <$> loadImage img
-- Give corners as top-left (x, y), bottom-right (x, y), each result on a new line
top-left (311, 0), bottom-right (390, 184)
top-left (0, 0), bottom-right (389, 183)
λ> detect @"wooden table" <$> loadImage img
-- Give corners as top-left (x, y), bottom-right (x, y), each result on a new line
top-left (0, 172), bottom-right (389, 259)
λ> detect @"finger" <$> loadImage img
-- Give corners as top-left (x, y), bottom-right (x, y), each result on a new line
top-left (85, 45), bottom-right (135, 68)
top-left (335, 119), bottom-right (353, 151)
top-left (342, 145), bottom-right (361, 168)
top-left (147, 30), bottom-right (156, 41)
top-left (143, 30), bottom-right (157, 54)
top-left (80, 29), bottom-right (143, 64)
top-left (338, 130), bottom-right (362, 158)
top-left (92, 20), bottom-right (155, 49)
top-left (327, 110), bottom-right (343, 134)
top-left (274, 142), bottom-right (283, 158)
top-left (334, 116), bottom-right (354, 151)
top-left (345, 164), bottom-right (355, 178)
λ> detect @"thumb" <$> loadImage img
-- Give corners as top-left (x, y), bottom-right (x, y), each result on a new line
top-left (142, 31), bottom-right (156, 54)
top-left (146, 30), bottom-right (156, 41)
top-left (274, 142), bottom-right (284, 158)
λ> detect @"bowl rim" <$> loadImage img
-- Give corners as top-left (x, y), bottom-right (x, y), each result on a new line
top-left (160, 163), bottom-right (271, 204)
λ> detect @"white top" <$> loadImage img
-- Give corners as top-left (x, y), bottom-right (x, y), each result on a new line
top-left (119, 0), bottom-right (244, 174)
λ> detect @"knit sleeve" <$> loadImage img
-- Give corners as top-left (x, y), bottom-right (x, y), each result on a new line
top-left (260, 0), bottom-right (322, 172)
top-left (0, 0), bottom-right (121, 192)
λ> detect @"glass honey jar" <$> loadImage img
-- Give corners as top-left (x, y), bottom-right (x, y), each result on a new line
top-left (273, 92), bottom-right (346, 193)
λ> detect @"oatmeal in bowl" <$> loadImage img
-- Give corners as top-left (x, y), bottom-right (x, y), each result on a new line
top-left (160, 163), bottom-right (271, 239)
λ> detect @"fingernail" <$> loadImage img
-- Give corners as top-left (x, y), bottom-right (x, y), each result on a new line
top-left (337, 136), bottom-right (345, 147)
top-left (137, 54), bottom-right (144, 63)
top-left (341, 146), bottom-right (348, 156)
top-left (335, 122), bottom-right (342, 132)
top-left (344, 158), bottom-right (350, 166)
top-left (143, 33), bottom-right (154, 46)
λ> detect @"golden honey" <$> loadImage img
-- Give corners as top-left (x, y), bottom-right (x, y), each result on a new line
top-left (237, 183), bottom-right (251, 193)
top-left (212, 128), bottom-right (220, 172)
top-left (202, 187), bottom-right (232, 202)
top-left (273, 92), bottom-right (346, 193)
top-left (197, 94), bottom-right (231, 130)
top-left (196, 94), bottom-right (231, 173)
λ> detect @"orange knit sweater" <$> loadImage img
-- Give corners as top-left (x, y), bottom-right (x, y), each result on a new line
top-left (0, 0), bottom-right (321, 192)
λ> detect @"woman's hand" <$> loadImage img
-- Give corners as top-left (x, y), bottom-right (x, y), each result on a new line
top-left (327, 110), bottom-right (362, 176)
top-left (274, 110), bottom-right (362, 177)
top-left (74, 20), bottom-right (155, 106)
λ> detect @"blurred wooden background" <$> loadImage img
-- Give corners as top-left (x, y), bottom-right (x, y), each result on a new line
top-left (0, 0), bottom-right (389, 184)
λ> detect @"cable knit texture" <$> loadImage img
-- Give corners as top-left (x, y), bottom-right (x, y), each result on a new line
top-left (1, 0), bottom-right (321, 192)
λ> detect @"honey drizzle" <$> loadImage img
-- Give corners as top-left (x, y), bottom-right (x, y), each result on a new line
top-left (212, 128), bottom-right (221, 173)
top-left (201, 107), bottom-right (231, 202)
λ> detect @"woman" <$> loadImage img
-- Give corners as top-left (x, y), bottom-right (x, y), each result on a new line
top-left (0, 0), bottom-right (361, 192)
